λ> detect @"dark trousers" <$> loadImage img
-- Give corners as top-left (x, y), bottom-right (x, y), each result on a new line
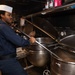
top-left (0, 58), bottom-right (28, 75)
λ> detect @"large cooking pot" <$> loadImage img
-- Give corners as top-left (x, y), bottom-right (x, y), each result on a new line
top-left (51, 47), bottom-right (75, 75)
top-left (26, 37), bottom-right (55, 67)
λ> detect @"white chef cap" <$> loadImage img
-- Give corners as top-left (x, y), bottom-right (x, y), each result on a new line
top-left (0, 5), bottom-right (13, 13)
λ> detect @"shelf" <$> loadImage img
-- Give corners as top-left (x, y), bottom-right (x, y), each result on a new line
top-left (26, 3), bottom-right (75, 18)
top-left (42, 2), bottom-right (75, 15)
top-left (50, 2), bottom-right (75, 13)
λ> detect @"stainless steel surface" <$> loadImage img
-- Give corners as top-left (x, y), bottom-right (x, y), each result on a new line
top-left (51, 47), bottom-right (75, 75)
top-left (35, 37), bottom-right (54, 44)
top-left (28, 49), bottom-right (50, 67)
top-left (26, 37), bottom-right (60, 67)
top-left (26, 37), bottom-right (51, 67)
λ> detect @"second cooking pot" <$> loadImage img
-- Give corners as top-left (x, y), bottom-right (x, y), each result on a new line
top-left (51, 47), bottom-right (75, 75)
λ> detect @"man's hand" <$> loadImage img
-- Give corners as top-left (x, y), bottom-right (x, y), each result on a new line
top-left (29, 37), bottom-right (36, 44)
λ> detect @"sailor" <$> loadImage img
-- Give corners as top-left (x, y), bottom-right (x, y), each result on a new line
top-left (0, 4), bottom-right (35, 75)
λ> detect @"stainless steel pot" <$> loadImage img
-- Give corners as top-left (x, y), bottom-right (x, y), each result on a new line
top-left (51, 47), bottom-right (75, 75)
top-left (26, 37), bottom-right (54, 67)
